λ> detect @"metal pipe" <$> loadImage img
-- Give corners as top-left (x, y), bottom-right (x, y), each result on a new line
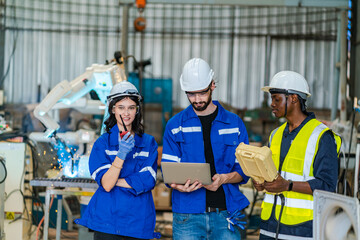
top-left (340, 10), bottom-right (348, 122)
top-left (139, 32), bottom-right (144, 95)
top-left (354, 143), bottom-right (360, 198)
top-left (263, 35), bottom-right (272, 107)
top-left (121, 4), bottom-right (130, 77)
top-left (0, 160), bottom-right (5, 240)
top-left (331, 10), bottom-right (347, 121)
top-left (331, 15), bottom-right (340, 121)
top-left (119, 0), bottom-right (349, 9)
top-left (43, 190), bottom-right (51, 240)
top-left (56, 196), bottom-right (63, 240)
top-left (227, 7), bottom-right (235, 104)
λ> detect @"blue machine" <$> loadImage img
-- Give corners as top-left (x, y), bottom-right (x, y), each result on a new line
top-left (32, 195), bottom-right (80, 230)
top-left (128, 72), bottom-right (173, 136)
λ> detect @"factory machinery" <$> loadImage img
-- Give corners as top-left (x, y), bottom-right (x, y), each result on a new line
top-left (18, 51), bottom-right (172, 240)
top-left (313, 99), bottom-right (360, 240)
top-left (29, 51), bottom-right (172, 180)
top-left (29, 52), bottom-right (127, 179)
top-left (22, 53), bottom-right (126, 240)
top-left (30, 177), bottom-right (98, 189)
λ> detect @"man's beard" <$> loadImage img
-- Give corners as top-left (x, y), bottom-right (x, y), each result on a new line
top-left (191, 95), bottom-right (212, 112)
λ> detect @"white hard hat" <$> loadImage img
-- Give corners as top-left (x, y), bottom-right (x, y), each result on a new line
top-left (180, 58), bottom-right (214, 92)
top-left (107, 81), bottom-right (142, 103)
top-left (261, 71), bottom-right (311, 98)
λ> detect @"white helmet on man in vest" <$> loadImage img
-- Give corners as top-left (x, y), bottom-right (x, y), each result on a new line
top-left (180, 58), bottom-right (214, 92)
top-left (261, 71), bottom-right (311, 99)
top-left (107, 81), bottom-right (142, 104)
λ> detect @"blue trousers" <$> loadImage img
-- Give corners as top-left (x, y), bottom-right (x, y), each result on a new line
top-left (172, 211), bottom-right (243, 240)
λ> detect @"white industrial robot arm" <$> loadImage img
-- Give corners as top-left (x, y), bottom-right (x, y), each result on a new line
top-left (33, 63), bottom-right (122, 138)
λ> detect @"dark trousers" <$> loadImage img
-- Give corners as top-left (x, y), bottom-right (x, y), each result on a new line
top-left (94, 231), bottom-right (147, 240)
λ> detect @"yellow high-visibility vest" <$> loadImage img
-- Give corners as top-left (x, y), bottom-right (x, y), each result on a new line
top-left (261, 119), bottom-right (341, 225)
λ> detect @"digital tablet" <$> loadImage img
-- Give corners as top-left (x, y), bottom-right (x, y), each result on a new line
top-left (161, 162), bottom-right (212, 185)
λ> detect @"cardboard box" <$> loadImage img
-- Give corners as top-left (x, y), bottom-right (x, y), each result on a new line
top-left (152, 182), bottom-right (171, 209)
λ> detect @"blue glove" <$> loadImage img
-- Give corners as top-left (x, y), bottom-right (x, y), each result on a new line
top-left (152, 232), bottom-right (161, 239)
top-left (226, 209), bottom-right (247, 232)
top-left (116, 132), bottom-right (135, 160)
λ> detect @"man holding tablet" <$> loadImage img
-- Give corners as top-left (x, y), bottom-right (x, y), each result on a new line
top-left (161, 58), bottom-right (250, 240)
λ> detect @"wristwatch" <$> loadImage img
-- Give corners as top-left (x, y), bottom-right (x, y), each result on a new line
top-left (288, 180), bottom-right (293, 191)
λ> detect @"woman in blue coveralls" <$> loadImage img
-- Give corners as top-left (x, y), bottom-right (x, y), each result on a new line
top-left (76, 81), bottom-right (159, 240)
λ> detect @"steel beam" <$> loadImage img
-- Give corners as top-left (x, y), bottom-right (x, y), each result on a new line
top-left (119, 0), bottom-right (349, 9)
top-left (339, 10), bottom-right (348, 122)
top-left (331, 10), bottom-right (348, 121)
top-left (355, 0), bottom-right (360, 102)
top-left (0, 2), bottom-right (5, 90)
top-left (121, 4), bottom-right (130, 77)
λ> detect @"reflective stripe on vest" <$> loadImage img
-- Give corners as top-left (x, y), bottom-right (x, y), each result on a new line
top-left (263, 194), bottom-right (313, 209)
top-left (261, 119), bottom-right (329, 225)
top-left (260, 229), bottom-right (313, 240)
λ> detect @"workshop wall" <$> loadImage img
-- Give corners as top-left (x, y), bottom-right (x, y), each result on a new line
top-left (3, 1), bottom-right (340, 111)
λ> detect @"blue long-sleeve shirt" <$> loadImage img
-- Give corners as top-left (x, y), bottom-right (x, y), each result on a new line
top-left (162, 101), bottom-right (250, 214)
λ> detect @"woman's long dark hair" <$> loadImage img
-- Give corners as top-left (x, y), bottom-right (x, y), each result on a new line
top-left (104, 96), bottom-right (144, 136)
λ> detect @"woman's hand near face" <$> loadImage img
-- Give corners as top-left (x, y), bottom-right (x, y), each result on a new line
top-left (116, 132), bottom-right (135, 160)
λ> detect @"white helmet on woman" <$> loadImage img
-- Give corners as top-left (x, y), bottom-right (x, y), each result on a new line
top-left (180, 58), bottom-right (214, 92)
top-left (261, 71), bottom-right (311, 99)
top-left (107, 81), bottom-right (142, 103)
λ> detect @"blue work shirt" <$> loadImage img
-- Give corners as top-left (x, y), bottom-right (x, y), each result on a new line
top-left (162, 101), bottom-right (250, 214)
top-left (75, 124), bottom-right (158, 239)
top-left (260, 112), bottom-right (338, 238)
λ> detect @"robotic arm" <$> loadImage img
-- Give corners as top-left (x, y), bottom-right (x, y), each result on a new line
top-left (33, 62), bottom-right (124, 138)
top-left (30, 53), bottom-right (128, 177)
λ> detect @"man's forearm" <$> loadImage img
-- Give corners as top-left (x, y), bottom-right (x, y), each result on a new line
top-left (222, 171), bottom-right (243, 184)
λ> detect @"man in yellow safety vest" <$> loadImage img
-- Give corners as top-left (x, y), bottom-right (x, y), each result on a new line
top-left (253, 71), bottom-right (341, 240)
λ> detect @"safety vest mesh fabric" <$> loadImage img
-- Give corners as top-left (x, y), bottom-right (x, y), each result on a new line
top-left (261, 119), bottom-right (338, 225)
